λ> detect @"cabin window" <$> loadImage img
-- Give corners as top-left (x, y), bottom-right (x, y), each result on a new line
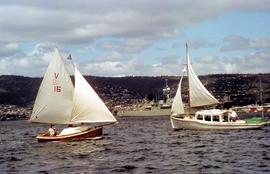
top-left (197, 114), bottom-right (203, 120)
top-left (213, 115), bottom-right (219, 122)
top-left (205, 115), bottom-right (211, 121)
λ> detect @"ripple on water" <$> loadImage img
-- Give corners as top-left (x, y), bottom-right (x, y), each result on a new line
top-left (0, 118), bottom-right (270, 174)
top-left (111, 165), bottom-right (137, 173)
top-left (133, 156), bottom-right (146, 162)
top-left (8, 156), bottom-right (22, 162)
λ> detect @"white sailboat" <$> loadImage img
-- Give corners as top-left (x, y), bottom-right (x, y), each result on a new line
top-left (30, 48), bottom-right (117, 142)
top-left (170, 43), bottom-right (267, 130)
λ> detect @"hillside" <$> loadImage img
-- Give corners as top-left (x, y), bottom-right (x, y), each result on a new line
top-left (0, 74), bottom-right (270, 108)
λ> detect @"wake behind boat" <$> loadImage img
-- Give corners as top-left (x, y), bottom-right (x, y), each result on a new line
top-left (30, 48), bottom-right (117, 142)
top-left (170, 43), bottom-right (267, 130)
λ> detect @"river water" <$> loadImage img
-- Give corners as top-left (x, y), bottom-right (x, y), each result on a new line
top-left (0, 116), bottom-right (270, 174)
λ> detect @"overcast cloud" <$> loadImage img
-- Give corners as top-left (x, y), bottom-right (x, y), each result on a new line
top-left (0, 0), bottom-right (270, 76)
top-left (222, 36), bottom-right (270, 51)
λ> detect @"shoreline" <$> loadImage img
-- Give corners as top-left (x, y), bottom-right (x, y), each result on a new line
top-left (0, 105), bottom-right (31, 121)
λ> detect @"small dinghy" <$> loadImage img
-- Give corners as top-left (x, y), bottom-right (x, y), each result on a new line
top-left (29, 48), bottom-right (117, 142)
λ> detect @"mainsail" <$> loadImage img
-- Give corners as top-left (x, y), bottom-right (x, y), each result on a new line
top-left (30, 48), bottom-right (74, 124)
top-left (171, 43), bottom-right (219, 115)
top-left (71, 67), bottom-right (117, 123)
top-left (186, 44), bottom-right (219, 107)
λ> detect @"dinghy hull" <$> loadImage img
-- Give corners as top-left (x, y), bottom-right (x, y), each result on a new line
top-left (37, 126), bottom-right (103, 142)
top-left (170, 116), bottom-right (267, 130)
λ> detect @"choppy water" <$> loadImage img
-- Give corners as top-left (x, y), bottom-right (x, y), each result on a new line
top-left (0, 116), bottom-right (270, 174)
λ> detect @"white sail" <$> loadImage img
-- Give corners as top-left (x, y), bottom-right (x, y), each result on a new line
top-left (171, 72), bottom-right (185, 115)
top-left (30, 48), bottom-right (74, 124)
top-left (186, 45), bottom-right (219, 107)
top-left (71, 67), bottom-right (117, 123)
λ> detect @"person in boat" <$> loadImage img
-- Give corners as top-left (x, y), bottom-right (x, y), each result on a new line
top-left (229, 109), bottom-right (238, 122)
top-left (48, 125), bottom-right (57, 136)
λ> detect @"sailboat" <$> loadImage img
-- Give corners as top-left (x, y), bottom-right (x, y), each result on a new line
top-left (30, 48), bottom-right (117, 142)
top-left (170, 43), bottom-right (267, 130)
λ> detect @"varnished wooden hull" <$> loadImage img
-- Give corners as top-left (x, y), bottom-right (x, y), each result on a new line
top-left (170, 116), bottom-right (267, 131)
top-left (37, 126), bottom-right (103, 142)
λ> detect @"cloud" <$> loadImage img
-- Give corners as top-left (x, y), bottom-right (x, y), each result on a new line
top-left (80, 52), bottom-right (170, 77)
top-left (95, 38), bottom-right (152, 54)
top-left (80, 53), bottom-right (183, 77)
top-left (172, 39), bottom-right (216, 49)
top-left (87, 51), bottom-right (123, 63)
top-left (0, 1), bottom-right (270, 76)
top-left (192, 50), bottom-right (270, 74)
top-left (1, 0), bottom-right (269, 45)
top-left (81, 55), bottom-right (141, 77)
top-left (222, 36), bottom-right (270, 51)
top-left (0, 43), bottom-right (61, 76)
top-left (1, 42), bottom-right (269, 77)
top-left (0, 42), bottom-right (21, 57)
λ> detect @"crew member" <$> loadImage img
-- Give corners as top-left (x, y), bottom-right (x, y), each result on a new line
top-left (48, 125), bottom-right (57, 136)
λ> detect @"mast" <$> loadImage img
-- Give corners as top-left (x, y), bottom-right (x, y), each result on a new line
top-left (186, 43), bottom-right (191, 116)
top-left (163, 79), bottom-right (170, 103)
top-left (260, 79), bottom-right (264, 119)
top-left (67, 54), bottom-right (76, 74)
top-left (67, 54), bottom-right (74, 66)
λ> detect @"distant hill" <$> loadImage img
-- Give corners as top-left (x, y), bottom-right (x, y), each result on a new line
top-left (0, 76), bottom-right (40, 106)
top-left (0, 74), bottom-right (270, 107)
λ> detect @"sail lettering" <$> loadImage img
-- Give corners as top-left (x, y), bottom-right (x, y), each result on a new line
top-left (54, 73), bottom-right (59, 79)
top-left (54, 86), bottom-right (61, 92)
top-left (53, 72), bottom-right (61, 92)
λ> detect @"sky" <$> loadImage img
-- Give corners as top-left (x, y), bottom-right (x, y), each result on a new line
top-left (0, 0), bottom-right (270, 77)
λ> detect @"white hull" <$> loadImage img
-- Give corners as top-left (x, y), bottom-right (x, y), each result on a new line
top-left (170, 115), bottom-right (267, 130)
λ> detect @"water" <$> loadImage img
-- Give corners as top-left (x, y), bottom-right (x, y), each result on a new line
top-left (0, 116), bottom-right (270, 174)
